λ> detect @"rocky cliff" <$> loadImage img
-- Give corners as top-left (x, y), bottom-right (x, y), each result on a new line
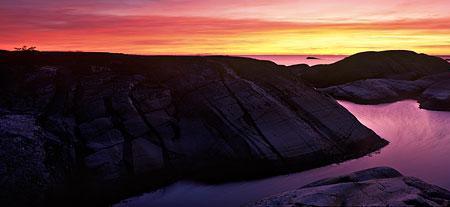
top-left (246, 167), bottom-right (450, 207)
top-left (0, 51), bottom-right (386, 206)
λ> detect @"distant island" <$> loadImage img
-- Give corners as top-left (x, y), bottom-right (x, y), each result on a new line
top-left (306, 56), bottom-right (320, 59)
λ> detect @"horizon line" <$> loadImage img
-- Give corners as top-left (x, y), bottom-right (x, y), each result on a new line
top-left (2, 49), bottom-right (450, 57)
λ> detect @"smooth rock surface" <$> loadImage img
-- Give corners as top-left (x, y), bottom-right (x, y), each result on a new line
top-left (246, 167), bottom-right (450, 207)
top-left (302, 50), bottom-right (450, 110)
top-left (320, 79), bottom-right (429, 104)
top-left (0, 51), bottom-right (386, 206)
top-left (302, 50), bottom-right (450, 88)
top-left (318, 72), bottom-right (450, 109)
top-left (420, 79), bottom-right (450, 111)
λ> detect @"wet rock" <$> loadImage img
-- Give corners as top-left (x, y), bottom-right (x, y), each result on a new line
top-left (246, 167), bottom-right (450, 207)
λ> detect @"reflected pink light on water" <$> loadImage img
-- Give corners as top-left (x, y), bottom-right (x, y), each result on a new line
top-left (115, 100), bottom-right (450, 207)
top-left (338, 100), bottom-right (450, 184)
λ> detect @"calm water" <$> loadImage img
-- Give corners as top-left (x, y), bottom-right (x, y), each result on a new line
top-left (241, 55), bottom-right (346, 66)
top-left (241, 55), bottom-right (450, 66)
top-left (116, 100), bottom-right (450, 207)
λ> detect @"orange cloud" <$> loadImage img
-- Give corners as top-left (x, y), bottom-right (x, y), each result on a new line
top-left (1, 5), bottom-right (449, 55)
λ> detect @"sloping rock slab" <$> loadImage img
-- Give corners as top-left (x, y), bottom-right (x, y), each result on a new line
top-left (0, 51), bottom-right (388, 206)
top-left (319, 78), bottom-right (430, 104)
top-left (246, 167), bottom-right (450, 207)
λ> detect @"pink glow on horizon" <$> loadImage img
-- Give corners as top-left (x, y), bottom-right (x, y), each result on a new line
top-left (1, 0), bottom-right (450, 54)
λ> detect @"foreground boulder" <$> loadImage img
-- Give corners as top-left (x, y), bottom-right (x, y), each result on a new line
top-left (246, 167), bottom-right (450, 207)
top-left (0, 51), bottom-right (386, 206)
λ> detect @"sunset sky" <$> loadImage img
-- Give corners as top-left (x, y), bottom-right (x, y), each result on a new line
top-left (1, 0), bottom-right (450, 55)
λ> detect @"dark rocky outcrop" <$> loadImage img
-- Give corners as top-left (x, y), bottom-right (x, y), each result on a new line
top-left (301, 50), bottom-right (450, 110)
top-left (419, 79), bottom-right (450, 111)
top-left (320, 72), bottom-right (450, 105)
top-left (246, 167), bottom-right (450, 207)
top-left (302, 50), bottom-right (450, 88)
top-left (306, 56), bottom-right (319, 59)
top-left (0, 51), bottom-right (387, 206)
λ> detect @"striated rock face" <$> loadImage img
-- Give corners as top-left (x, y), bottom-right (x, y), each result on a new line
top-left (302, 50), bottom-right (450, 88)
top-left (0, 51), bottom-right (386, 206)
top-left (246, 167), bottom-right (450, 207)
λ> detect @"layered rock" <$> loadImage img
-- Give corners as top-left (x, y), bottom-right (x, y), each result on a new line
top-left (246, 167), bottom-right (450, 207)
top-left (0, 51), bottom-right (387, 206)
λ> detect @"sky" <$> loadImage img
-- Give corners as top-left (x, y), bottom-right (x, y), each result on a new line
top-left (1, 0), bottom-right (450, 55)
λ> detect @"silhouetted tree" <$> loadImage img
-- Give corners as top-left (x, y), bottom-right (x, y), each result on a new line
top-left (14, 46), bottom-right (37, 52)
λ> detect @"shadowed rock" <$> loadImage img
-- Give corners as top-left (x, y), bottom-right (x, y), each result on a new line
top-left (419, 79), bottom-right (450, 111)
top-left (319, 72), bottom-right (450, 105)
top-left (301, 50), bottom-right (450, 111)
top-left (302, 50), bottom-right (450, 88)
top-left (0, 51), bottom-right (387, 206)
top-left (246, 167), bottom-right (450, 207)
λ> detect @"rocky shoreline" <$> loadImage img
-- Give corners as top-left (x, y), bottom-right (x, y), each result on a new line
top-left (300, 50), bottom-right (450, 111)
top-left (1, 50), bottom-right (448, 206)
top-left (0, 51), bottom-right (386, 206)
top-left (246, 167), bottom-right (450, 207)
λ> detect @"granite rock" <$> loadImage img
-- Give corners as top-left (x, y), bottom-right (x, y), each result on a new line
top-left (246, 167), bottom-right (450, 207)
top-left (0, 51), bottom-right (387, 206)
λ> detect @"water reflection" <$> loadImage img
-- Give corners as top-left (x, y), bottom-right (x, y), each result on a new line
top-left (115, 100), bottom-right (450, 207)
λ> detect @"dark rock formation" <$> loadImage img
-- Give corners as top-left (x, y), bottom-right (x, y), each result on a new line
top-left (302, 50), bottom-right (450, 88)
top-left (320, 79), bottom-right (427, 104)
top-left (246, 167), bottom-right (450, 207)
top-left (0, 51), bottom-right (387, 206)
top-left (306, 56), bottom-right (319, 59)
top-left (419, 79), bottom-right (450, 111)
top-left (320, 72), bottom-right (450, 105)
top-left (301, 50), bottom-right (450, 110)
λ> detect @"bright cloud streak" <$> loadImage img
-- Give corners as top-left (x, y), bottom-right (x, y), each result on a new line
top-left (1, 0), bottom-right (449, 55)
